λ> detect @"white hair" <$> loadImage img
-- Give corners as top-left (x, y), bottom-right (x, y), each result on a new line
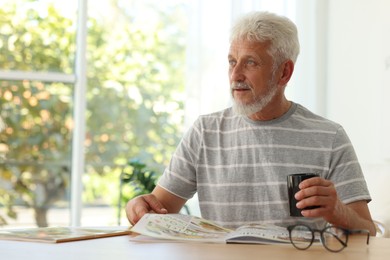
top-left (230, 11), bottom-right (300, 68)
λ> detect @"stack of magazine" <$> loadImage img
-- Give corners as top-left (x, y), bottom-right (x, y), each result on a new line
top-left (0, 226), bottom-right (131, 243)
top-left (130, 213), bottom-right (292, 244)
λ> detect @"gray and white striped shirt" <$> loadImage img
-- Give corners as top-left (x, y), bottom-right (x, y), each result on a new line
top-left (158, 102), bottom-right (371, 229)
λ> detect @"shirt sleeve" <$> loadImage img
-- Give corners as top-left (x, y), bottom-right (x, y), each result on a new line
top-left (327, 126), bottom-right (371, 204)
top-left (157, 118), bottom-right (202, 200)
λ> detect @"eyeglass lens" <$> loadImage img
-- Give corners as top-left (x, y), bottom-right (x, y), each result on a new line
top-left (289, 225), bottom-right (347, 252)
top-left (289, 225), bottom-right (315, 250)
top-left (321, 226), bottom-right (348, 252)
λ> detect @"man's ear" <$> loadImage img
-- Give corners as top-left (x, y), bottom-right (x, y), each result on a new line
top-left (278, 60), bottom-right (294, 87)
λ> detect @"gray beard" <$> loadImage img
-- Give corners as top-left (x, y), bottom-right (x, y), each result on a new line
top-left (232, 84), bottom-right (278, 117)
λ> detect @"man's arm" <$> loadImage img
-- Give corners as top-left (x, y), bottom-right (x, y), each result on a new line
top-left (126, 185), bottom-right (187, 225)
top-left (295, 177), bottom-right (376, 236)
top-left (152, 185), bottom-right (187, 213)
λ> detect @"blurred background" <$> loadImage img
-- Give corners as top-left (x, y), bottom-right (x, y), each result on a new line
top-left (0, 0), bottom-right (389, 230)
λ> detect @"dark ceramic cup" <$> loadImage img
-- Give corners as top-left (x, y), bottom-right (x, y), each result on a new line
top-left (287, 173), bottom-right (319, 217)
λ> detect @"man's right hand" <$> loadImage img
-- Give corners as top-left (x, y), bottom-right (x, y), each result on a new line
top-left (126, 194), bottom-right (168, 225)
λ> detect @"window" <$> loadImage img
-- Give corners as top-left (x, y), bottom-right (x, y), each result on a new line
top-left (0, 0), bottom-right (188, 227)
top-left (0, 0), bottom-right (297, 227)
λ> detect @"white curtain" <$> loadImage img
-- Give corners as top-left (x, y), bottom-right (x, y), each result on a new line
top-left (183, 0), bottom-right (317, 129)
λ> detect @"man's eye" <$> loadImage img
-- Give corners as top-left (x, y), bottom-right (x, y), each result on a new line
top-left (228, 60), bottom-right (236, 67)
top-left (247, 60), bottom-right (256, 65)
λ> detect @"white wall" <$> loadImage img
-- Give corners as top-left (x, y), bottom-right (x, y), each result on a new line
top-left (326, 0), bottom-right (390, 228)
top-left (289, 0), bottom-right (328, 116)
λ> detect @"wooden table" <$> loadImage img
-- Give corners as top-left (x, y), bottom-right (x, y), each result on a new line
top-left (0, 234), bottom-right (389, 260)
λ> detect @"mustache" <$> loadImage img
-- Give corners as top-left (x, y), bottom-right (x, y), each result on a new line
top-left (231, 82), bottom-right (251, 90)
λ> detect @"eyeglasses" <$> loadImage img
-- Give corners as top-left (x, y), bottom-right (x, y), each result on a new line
top-left (287, 224), bottom-right (370, 253)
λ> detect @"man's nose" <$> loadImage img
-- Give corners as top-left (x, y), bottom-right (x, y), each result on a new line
top-left (229, 63), bottom-right (245, 82)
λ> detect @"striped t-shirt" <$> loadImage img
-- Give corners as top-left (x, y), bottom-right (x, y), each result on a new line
top-left (158, 102), bottom-right (371, 229)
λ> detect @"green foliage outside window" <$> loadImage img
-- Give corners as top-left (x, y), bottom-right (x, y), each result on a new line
top-left (0, 0), bottom-right (187, 226)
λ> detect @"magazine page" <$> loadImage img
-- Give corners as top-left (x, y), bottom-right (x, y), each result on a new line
top-left (225, 224), bottom-right (291, 244)
top-left (0, 226), bottom-right (131, 243)
top-left (130, 213), bottom-right (232, 243)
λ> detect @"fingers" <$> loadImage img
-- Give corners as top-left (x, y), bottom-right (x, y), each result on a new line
top-left (126, 194), bottom-right (168, 225)
top-left (295, 177), bottom-right (335, 199)
top-left (128, 202), bottom-right (148, 225)
top-left (298, 177), bottom-right (332, 189)
top-left (142, 194), bottom-right (168, 214)
top-left (296, 193), bottom-right (334, 209)
top-left (295, 184), bottom-right (335, 201)
top-left (294, 178), bottom-right (338, 216)
top-left (300, 207), bottom-right (326, 217)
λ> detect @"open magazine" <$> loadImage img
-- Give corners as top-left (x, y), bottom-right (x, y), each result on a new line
top-left (0, 226), bottom-right (131, 243)
top-left (130, 213), bottom-right (292, 244)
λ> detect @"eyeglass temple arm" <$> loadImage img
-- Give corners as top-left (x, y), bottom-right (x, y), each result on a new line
top-left (348, 229), bottom-right (370, 245)
top-left (327, 232), bottom-right (348, 247)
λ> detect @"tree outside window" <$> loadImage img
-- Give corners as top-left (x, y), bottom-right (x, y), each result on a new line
top-left (0, 0), bottom-right (187, 227)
